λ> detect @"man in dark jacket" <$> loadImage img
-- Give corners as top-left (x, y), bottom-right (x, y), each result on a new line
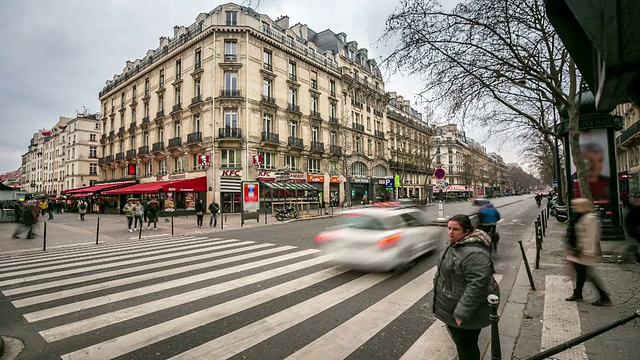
top-left (433, 214), bottom-right (499, 360)
top-left (12, 203), bottom-right (37, 239)
top-left (625, 196), bottom-right (640, 262)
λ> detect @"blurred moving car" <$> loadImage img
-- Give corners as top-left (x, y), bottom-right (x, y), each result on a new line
top-left (471, 195), bottom-right (490, 206)
top-left (314, 208), bottom-right (440, 272)
top-left (372, 198), bottom-right (418, 209)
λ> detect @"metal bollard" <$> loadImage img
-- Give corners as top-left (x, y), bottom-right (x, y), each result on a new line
top-left (535, 222), bottom-right (542, 270)
top-left (488, 294), bottom-right (502, 360)
top-left (139, 222), bottom-right (143, 239)
top-left (171, 213), bottom-right (174, 236)
top-left (96, 217), bottom-right (100, 245)
top-left (221, 208), bottom-right (224, 230)
top-left (264, 205), bottom-right (267, 224)
top-left (518, 240), bottom-right (536, 290)
top-left (43, 221), bottom-right (47, 251)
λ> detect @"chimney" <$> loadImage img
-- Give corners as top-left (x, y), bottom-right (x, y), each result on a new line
top-left (174, 26), bottom-right (180, 37)
top-left (276, 15), bottom-right (289, 29)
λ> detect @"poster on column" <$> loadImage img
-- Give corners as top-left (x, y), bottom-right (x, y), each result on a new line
top-left (185, 192), bottom-right (195, 210)
top-left (569, 128), bottom-right (611, 223)
top-left (242, 181), bottom-right (260, 212)
top-left (165, 193), bottom-right (175, 212)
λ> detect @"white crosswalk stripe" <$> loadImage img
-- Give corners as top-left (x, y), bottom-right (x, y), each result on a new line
top-left (0, 234), bottom-right (527, 360)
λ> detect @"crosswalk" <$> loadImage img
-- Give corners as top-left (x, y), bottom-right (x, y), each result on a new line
top-left (0, 234), bottom-right (513, 359)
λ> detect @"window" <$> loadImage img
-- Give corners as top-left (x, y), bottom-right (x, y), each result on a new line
top-left (330, 80), bottom-right (336, 96)
top-left (90, 134), bottom-right (97, 141)
top-left (144, 162), bottom-right (153, 176)
top-left (258, 151), bottom-right (276, 169)
top-left (221, 149), bottom-right (241, 168)
top-left (351, 162), bottom-right (367, 176)
top-left (288, 88), bottom-right (297, 106)
top-left (193, 114), bottom-right (201, 133)
top-left (311, 78), bottom-right (318, 90)
top-left (311, 126), bottom-right (319, 142)
top-left (311, 96), bottom-right (318, 112)
top-left (355, 136), bottom-right (361, 153)
top-left (330, 131), bottom-right (336, 145)
top-left (143, 131), bottom-right (149, 146)
top-left (90, 163), bottom-right (98, 176)
top-left (173, 156), bottom-right (185, 173)
top-left (263, 114), bottom-right (273, 133)
top-left (121, 92), bottom-right (125, 107)
top-left (330, 161), bottom-right (339, 174)
top-left (158, 94), bottom-right (164, 111)
top-left (308, 158), bottom-right (321, 173)
top-left (131, 107), bottom-right (136, 122)
top-left (195, 49), bottom-right (202, 69)
top-left (330, 103), bottom-right (336, 119)
top-left (224, 41), bottom-right (237, 61)
top-left (263, 49), bottom-right (272, 70)
top-left (144, 102), bottom-right (149, 117)
top-left (174, 60), bottom-right (181, 80)
top-left (157, 127), bottom-right (164, 142)
top-left (174, 121), bottom-right (181, 137)
top-left (288, 62), bottom-right (297, 81)
top-left (263, 79), bottom-right (272, 98)
top-left (225, 11), bottom-right (237, 25)
top-left (367, 117), bottom-right (371, 130)
top-left (159, 69), bottom-right (164, 88)
top-left (368, 139), bottom-right (372, 155)
top-left (194, 78), bottom-right (201, 97)
top-left (144, 78), bottom-right (149, 96)
top-left (289, 121), bottom-right (297, 137)
top-left (224, 71), bottom-right (238, 90)
top-left (89, 146), bottom-right (97, 158)
top-left (285, 155), bottom-right (299, 170)
top-left (158, 159), bottom-right (168, 174)
top-left (132, 85), bottom-right (137, 100)
top-left (175, 86), bottom-right (181, 105)
top-left (224, 110), bottom-right (238, 128)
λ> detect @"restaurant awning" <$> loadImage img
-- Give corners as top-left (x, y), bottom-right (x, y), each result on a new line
top-left (102, 176), bottom-right (207, 195)
top-left (62, 181), bottom-right (136, 195)
top-left (261, 181), bottom-right (317, 191)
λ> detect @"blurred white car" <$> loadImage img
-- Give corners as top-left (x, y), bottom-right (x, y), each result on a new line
top-left (314, 208), bottom-right (441, 272)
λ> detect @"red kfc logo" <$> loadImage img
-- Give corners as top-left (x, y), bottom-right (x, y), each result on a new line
top-left (221, 170), bottom-right (241, 177)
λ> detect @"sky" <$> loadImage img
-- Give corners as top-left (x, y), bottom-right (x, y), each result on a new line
top-left (0, 0), bottom-right (523, 174)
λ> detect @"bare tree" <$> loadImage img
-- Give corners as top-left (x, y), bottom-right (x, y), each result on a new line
top-left (382, 0), bottom-right (591, 200)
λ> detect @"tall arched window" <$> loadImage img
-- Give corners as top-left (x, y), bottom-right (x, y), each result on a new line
top-left (351, 162), bottom-right (368, 176)
top-left (373, 165), bottom-right (387, 178)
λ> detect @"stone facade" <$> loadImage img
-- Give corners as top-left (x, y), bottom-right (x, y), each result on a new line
top-left (614, 102), bottom-right (640, 197)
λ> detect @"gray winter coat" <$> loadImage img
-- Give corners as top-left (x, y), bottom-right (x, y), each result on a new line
top-left (433, 229), bottom-right (499, 330)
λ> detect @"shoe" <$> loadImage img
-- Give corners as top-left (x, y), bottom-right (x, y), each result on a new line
top-left (592, 297), bottom-right (613, 306)
top-left (565, 290), bottom-right (583, 301)
top-left (154, 228), bottom-right (157, 231)
top-left (129, 229), bottom-right (133, 233)
top-left (12, 235), bottom-right (19, 239)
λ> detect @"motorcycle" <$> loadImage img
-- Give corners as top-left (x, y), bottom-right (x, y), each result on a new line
top-left (275, 205), bottom-right (300, 221)
top-left (554, 205), bottom-right (568, 222)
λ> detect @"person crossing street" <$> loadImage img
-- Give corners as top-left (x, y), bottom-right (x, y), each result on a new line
top-left (208, 198), bottom-right (219, 228)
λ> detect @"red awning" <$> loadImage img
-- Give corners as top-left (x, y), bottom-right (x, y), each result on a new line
top-left (102, 177), bottom-right (207, 195)
top-left (62, 181), bottom-right (135, 195)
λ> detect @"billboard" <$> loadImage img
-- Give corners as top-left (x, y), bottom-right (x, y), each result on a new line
top-left (242, 181), bottom-right (260, 212)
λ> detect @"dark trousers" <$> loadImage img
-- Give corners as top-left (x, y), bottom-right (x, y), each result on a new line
top-left (134, 215), bottom-right (143, 229)
top-left (574, 262), bottom-right (608, 298)
top-left (196, 214), bottom-right (204, 227)
top-left (80, 213), bottom-right (85, 221)
top-left (447, 325), bottom-right (481, 360)
top-left (13, 223), bottom-right (34, 239)
top-left (209, 213), bottom-right (217, 227)
top-left (127, 216), bottom-right (133, 229)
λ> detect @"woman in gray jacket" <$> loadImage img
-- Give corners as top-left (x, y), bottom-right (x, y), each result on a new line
top-left (433, 214), bottom-right (499, 360)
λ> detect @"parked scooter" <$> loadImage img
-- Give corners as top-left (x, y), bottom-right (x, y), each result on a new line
top-left (554, 204), bottom-right (568, 222)
top-left (275, 205), bottom-right (300, 221)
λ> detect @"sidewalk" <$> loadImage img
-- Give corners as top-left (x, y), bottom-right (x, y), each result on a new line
top-left (508, 217), bottom-right (640, 360)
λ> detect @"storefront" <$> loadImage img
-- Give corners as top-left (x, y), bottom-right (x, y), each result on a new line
top-left (306, 174), bottom-right (326, 207)
top-left (61, 180), bottom-right (136, 214)
top-left (329, 175), bottom-right (341, 207)
top-left (350, 175), bottom-right (371, 205)
top-left (219, 169), bottom-right (242, 213)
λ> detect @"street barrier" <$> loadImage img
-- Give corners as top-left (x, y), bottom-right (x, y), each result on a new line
top-left (488, 294), bottom-right (502, 360)
top-left (524, 309), bottom-right (640, 360)
top-left (518, 240), bottom-right (536, 291)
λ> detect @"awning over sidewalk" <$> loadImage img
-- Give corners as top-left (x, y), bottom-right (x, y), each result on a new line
top-left (261, 181), bottom-right (317, 191)
top-left (62, 181), bottom-right (136, 195)
top-left (102, 176), bottom-right (207, 195)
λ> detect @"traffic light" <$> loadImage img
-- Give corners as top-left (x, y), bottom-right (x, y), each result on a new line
top-left (128, 164), bottom-right (136, 176)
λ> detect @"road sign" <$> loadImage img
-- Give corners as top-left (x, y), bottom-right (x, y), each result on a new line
top-left (434, 168), bottom-right (446, 180)
top-left (444, 182), bottom-right (449, 187)
top-left (552, 179), bottom-right (558, 184)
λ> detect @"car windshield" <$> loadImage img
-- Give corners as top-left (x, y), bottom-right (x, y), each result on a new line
top-left (340, 214), bottom-right (390, 230)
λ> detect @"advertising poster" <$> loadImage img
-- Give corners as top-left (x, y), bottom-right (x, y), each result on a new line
top-left (569, 128), bottom-right (611, 223)
top-left (185, 192), bottom-right (195, 210)
top-left (242, 182), bottom-right (260, 212)
top-left (164, 193), bottom-right (175, 212)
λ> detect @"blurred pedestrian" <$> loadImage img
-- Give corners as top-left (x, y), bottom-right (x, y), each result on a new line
top-left (147, 197), bottom-right (159, 230)
top-left (134, 200), bottom-right (144, 231)
top-left (208, 198), bottom-right (219, 227)
top-left (195, 199), bottom-right (205, 228)
top-left (433, 214), bottom-right (500, 360)
top-left (12, 203), bottom-right (37, 239)
top-left (565, 198), bottom-right (611, 306)
top-left (46, 200), bottom-right (54, 220)
top-left (624, 195), bottom-right (640, 262)
top-left (123, 199), bottom-right (135, 232)
top-left (78, 200), bottom-right (88, 221)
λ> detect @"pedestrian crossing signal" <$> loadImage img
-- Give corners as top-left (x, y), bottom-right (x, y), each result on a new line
top-left (127, 164), bottom-right (136, 176)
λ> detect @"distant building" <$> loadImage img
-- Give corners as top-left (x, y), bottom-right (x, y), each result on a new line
top-left (614, 102), bottom-right (640, 197)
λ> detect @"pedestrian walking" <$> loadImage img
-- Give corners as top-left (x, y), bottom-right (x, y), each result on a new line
top-left (565, 198), bottom-right (612, 306)
top-left (143, 196), bottom-right (150, 222)
top-left (433, 214), bottom-right (500, 360)
top-left (46, 200), bottom-right (54, 220)
top-left (625, 195), bottom-right (640, 263)
top-left (195, 199), bottom-right (205, 228)
top-left (13, 201), bottom-right (21, 223)
top-left (208, 198), bottom-right (219, 227)
top-left (134, 200), bottom-right (145, 231)
top-left (78, 200), bottom-right (88, 221)
top-left (123, 199), bottom-right (135, 232)
top-left (147, 197), bottom-right (159, 231)
top-left (12, 203), bottom-right (37, 239)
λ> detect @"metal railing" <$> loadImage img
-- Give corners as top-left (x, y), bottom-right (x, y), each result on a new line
top-left (330, 144), bottom-right (342, 155)
top-left (288, 136), bottom-right (304, 148)
top-left (261, 131), bottom-right (279, 144)
top-left (219, 127), bottom-right (242, 139)
top-left (220, 90), bottom-right (242, 98)
top-left (172, 103), bottom-right (182, 112)
top-left (224, 54), bottom-right (238, 62)
top-left (152, 142), bottom-right (164, 152)
top-left (191, 95), bottom-right (202, 105)
top-left (375, 130), bottom-right (385, 138)
top-left (138, 145), bottom-right (149, 155)
top-left (261, 95), bottom-right (276, 106)
top-left (168, 137), bottom-right (182, 148)
top-left (352, 123), bottom-right (365, 132)
top-left (287, 103), bottom-right (301, 113)
top-left (310, 111), bottom-right (322, 120)
top-left (129, 122), bottom-right (136, 130)
top-left (311, 141), bottom-right (324, 152)
top-left (141, 116), bottom-right (150, 125)
top-left (115, 152), bottom-right (124, 160)
top-left (156, 110), bottom-right (164, 119)
top-left (186, 132), bottom-right (202, 144)
top-left (126, 149), bottom-right (136, 158)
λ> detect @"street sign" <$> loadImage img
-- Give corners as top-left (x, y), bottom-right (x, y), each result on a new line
top-left (444, 182), bottom-right (449, 187)
top-left (552, 179), bottom-right (558, 184)
top-left (394, 174), bottom-right (400, 188)
top-left (434, 168), bottom-right (446, 180)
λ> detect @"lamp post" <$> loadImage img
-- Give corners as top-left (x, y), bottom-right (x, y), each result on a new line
top-left (553, 108), bottom-right (563, 205)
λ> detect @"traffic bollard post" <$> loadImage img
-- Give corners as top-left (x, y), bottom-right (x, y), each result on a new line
top-left (518, 240), bottom-right (536, 290)
top-left (96, 217), bottom-right (100, 245)
top-left (139, 222), bottom-right (142, 239)
top-left (43, 221), bottom-right (47, 251)
top-left (488, 294), bottom-right (502, 360)
top-left (171, 213), bottom-right (174, 236)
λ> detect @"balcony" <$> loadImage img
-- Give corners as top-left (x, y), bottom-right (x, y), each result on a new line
top-left (115, 152), bottom-right (125, 160)
top-left (126, 149), bottom-right (137, 159)
top-left (311, 141), bottom-right (324, 152)
top-left (141, 116), bottom-right (150, 125)
top-left (263, 63), bottom-right (273, 72)
top-left (310, 111), bottom-right (322, 120)
top-left (617, 121), bottom-right (640, 146)
top-left (152, 142), bottom-right (165, 152)
top-left (224, 54), bottom-right (238, 62)
top-left (186, 131), bottom-right (202, 144)
top-left (129, 122), bottom-right (137, 130)
top-left (374, 109), bottom-right (384, 117)
top-left (218, 127), bottom-right (242, 139)
top-left (261, 131), bottom-right (279, 144)
top-left (330, 145), bottom-right (342, 155)
top-left (156, 110), bottom-right (164, 119)
top-left (190, 95), bottom-right (202, 105)
top-left (138, 145), bottom-right (149, 155)
top-left (329, 116), bottom-right (340, 125)
top-left (288, 136), bottom-right (304, 149)
top-left (375, 130), bottom-right (385, 138)
top-left (287, 103), bottom-right (301, 114)
top-left (289, 74), bottom-right (297, 82)
top-left (168, 137), bottom-right (182, 148)
top-left (219, 90), bottom-right (242, 98)
top-left (261, 95), bottom-right (276, 106)
top-left (104, 155), bottom-right (114, 163)
top-left (352, 123), bottom-right (365, 132)
top-left (352, 100), bottom-right (363, 110)
top-left (172, 103), bottom-right (182, 113)
top-left (118, 126), bottom-right (125, 135)
top-left (100, 134), bottom-right (107, 143)
top-left (98, 157), bottom-right (105, 165)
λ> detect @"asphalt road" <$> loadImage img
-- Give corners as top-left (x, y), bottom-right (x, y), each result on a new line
top-left (0, 195), bottom-right (542, 360)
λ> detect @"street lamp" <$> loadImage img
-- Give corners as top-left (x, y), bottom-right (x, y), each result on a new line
top-left (553, 108), bottom-right (564, 205)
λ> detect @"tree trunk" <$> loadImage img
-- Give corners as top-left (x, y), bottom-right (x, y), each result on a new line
top-left (567, 107), bottom-right (592, 201)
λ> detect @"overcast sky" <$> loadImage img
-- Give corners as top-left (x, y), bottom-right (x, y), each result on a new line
top-left (0, 0), bottom-right (522, 174)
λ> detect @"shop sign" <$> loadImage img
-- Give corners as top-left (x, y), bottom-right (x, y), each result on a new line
top-left (329, 176), bottom-right (341, 184)
top-left (307, 174), bottom-right (325, 183)
top-left (351, 175), bottom-right (369, 183)
top-left (277, 172), bottom-right (305, 181)
top-left (220, 169), bottom-right (242, 177)
top-left (242, 181), bottom-right (260, 212)
top-left (169, 173), bottom-right (186, 180)
top-left (257, 170), bottom-right (276, 180)
top-left (385, 178), bottom-right (394, 190)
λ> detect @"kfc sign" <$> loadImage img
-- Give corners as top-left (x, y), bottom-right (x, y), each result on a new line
top-left (220, 169), bottom-right (242, 177)
top-left (257, 170), bottom-right (275, 179)
top-left (252, 154), bottom-right (263, 167)
top-left (198, 154), bottom-right (210, 169)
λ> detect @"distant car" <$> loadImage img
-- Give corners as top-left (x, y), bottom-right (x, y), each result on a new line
top-left (472, 195), bottom-right (490, 206)
top-left (372, 198), bottom-right (418, 209)
top-left (314, 208), bottom-right (440, 272)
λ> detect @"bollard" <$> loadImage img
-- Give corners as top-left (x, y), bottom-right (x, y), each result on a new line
top-left (171, 213), bottom-right (174, 236)
top-left (488, 294), bottom-right (502, 360)
top-left (43, 221), bottom-right (47, 251)
top-left (535, 222), bottom-right (542, 270)
top-left (139, 222), bottom-right (143, 240)
top-left (541, 211), bottom-right (546, 235)
top-left (264, 205), bottom-right (267, 224)
top-left (221, 208), bottom-right (224, 230)
top-left (96, 217), bottom-right (100, 245)
top-left (518, 240), bottom-right (536, 290)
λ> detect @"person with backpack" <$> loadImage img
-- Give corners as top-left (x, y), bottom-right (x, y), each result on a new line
top-left (78, 200), bottom-right (88, 221)
top-left (147, 197), bottom-right (159, 231)
top-left (477, 202), bottom-right (501, 253)
top-left (209, 198), bottom-right (220, 227)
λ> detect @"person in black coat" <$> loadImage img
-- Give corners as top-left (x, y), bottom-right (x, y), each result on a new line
top-left (195, 199), bottom-right (205, 228)
top-left (12, 203), bottom-right (36, 239)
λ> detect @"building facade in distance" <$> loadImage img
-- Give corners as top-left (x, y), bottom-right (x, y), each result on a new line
top-left (614, 102), bottom-right (640, 198)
